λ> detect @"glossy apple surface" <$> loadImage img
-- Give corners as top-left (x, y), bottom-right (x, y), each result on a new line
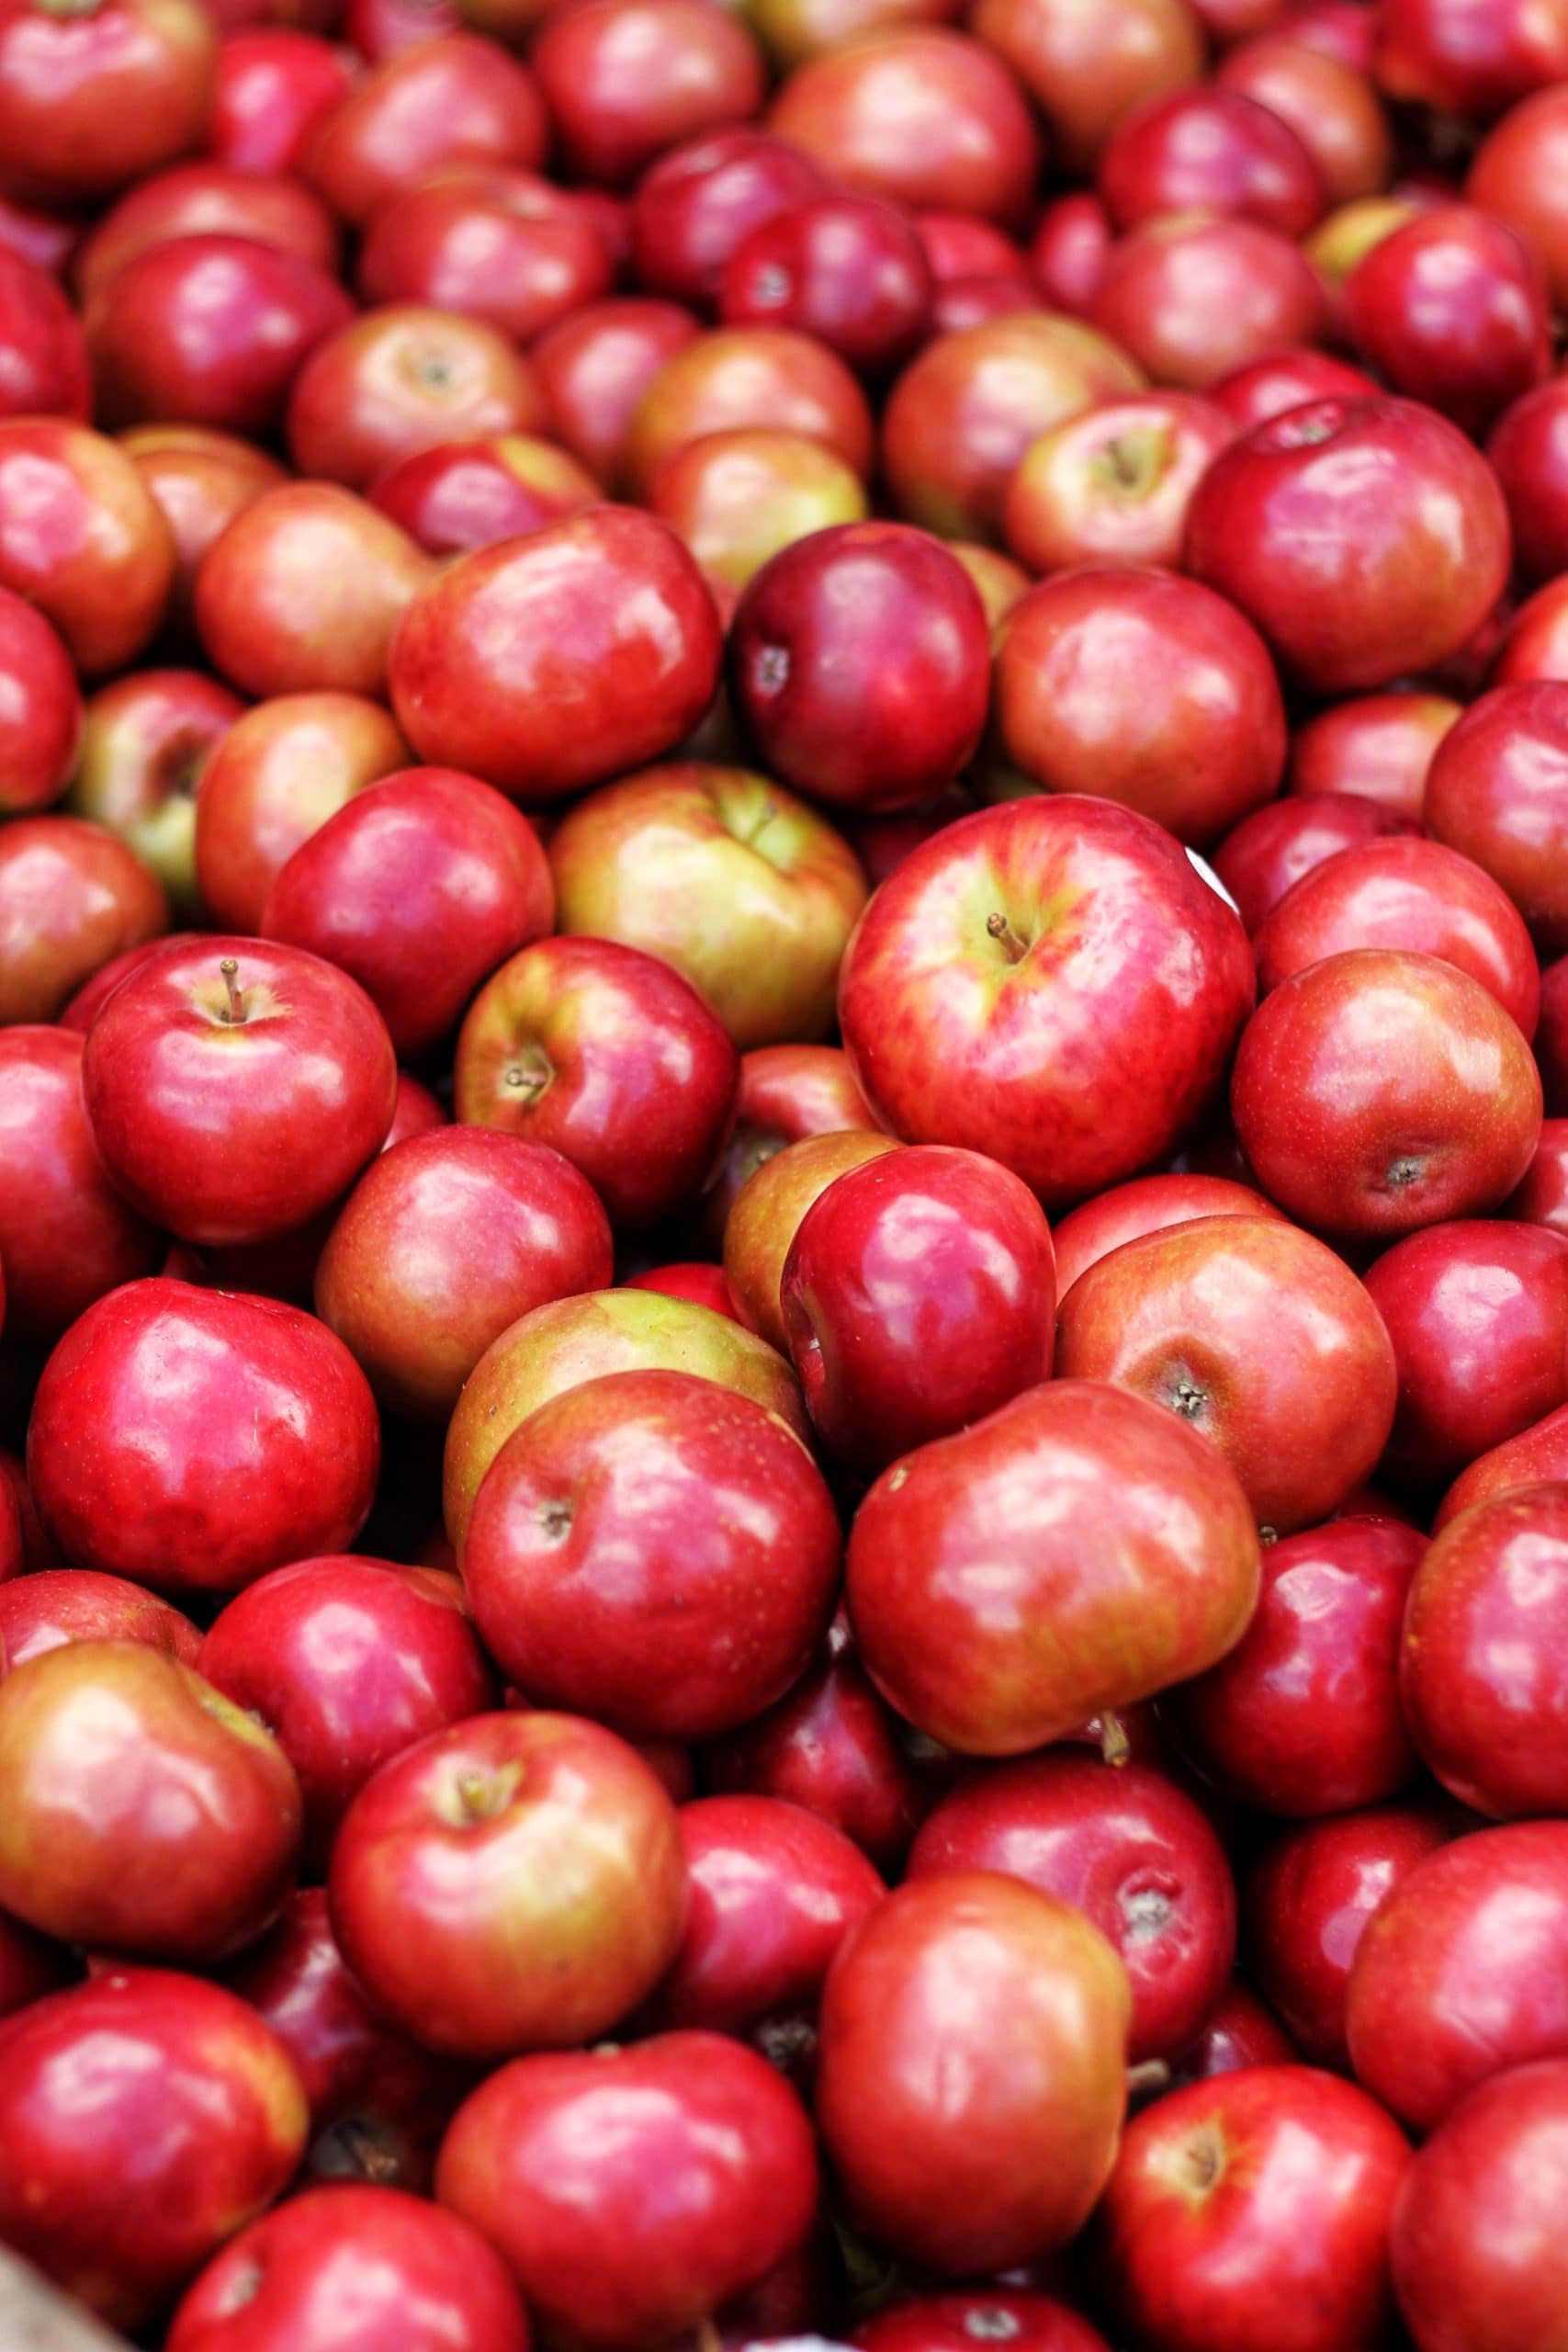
top-left (727, 1129), bottom-right (906, 1352)
top-left (1003, 391), bottom-right (1236, 575)
top-left (0, 814), bottom-right (167, 1027)
top-left (0, 1568), bottom-right (201, 1677)
top-left (719, 193), bottom-right (934, 379)
top-left (303, 32), bottom-right (547, 227)
top-left (368, 434), bottom-right (599, 557)
top-left (0, 586), bottom-right (82, 817)
top-left (847, 1380), bottom-right (1260, 1755)
top-left (463, 1368), bottom-right (840, 1741)
top-left (0, 1026), bottom-right (161, 1340)
top-left (286, 304), bottom-right (548, 491)
top-left (816, 1871), bottom-right (1130, 2272)
top-left (1213, 793), bottom-right (1418, 934)
top-left (1098, 85), bottom-right (1325, 233)
top-left (854, 2292), bottom-right (1110, 2352)
top-left (1089, 214), bottom-right (1327, 390)
top-left (839, 797), bottom-right (1255, 1207)
top-left (1052, 1172), bottom-right (1283, 1298)
top-left (1339, 204), bottom-right (1550, 435)
top-left (329, 1711), bottom-right (686, 2059)
top-left (28, 1279), bottom-right (380, 1597)
top-left (1424, 681), bottom-right (1568, 955)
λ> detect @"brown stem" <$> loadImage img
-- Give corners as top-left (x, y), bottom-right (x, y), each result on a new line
top-left (219, 956), bottom-right (245, 1025)
top-left (987, 910), bottom-right (1028, 963)
top-left (1126, 2058), bottom-right (1171, 2098)
top-left (1098, 1709), bottom-right (1132, 1769)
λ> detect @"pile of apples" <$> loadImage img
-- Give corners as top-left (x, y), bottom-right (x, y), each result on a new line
top-left (6, 0), bottom-right (1568, 2346)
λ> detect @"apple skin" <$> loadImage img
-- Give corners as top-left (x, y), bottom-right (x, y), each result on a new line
top-left (1244, 1804), bottom-right (1456, 2070)
top-left (0, 814), bottom-right (168, 1027)
top-left (1171, 1980), bottom-right (1296, 2084)
top-left (1213, 793), bottom-right (1418, 935)
top-left (548, 762), bottom-right (867, 1050)
top-left (0, 1638), bottom-right (300, 1962)
top-left (1209, 346), bottom-right (1379, 428)
top-left (437, 2031), bottom-right (816, 2351)
top-left (1089, 215), bottom-right (1327, 390)
top-left (838, 797), bottom-right (1256, 1209)
top-left (0, 1025), bottom-right (161, 1340)
top-left (1347, 1821), bottom-right (1568, 2129)
top-left (626, 1262), bottom-right (739, 1319)
top-left (641, 1793), bottom-right (884, 2034)
top-left (1467, 86), bottom-right (1568, 311)
top-left (0, 416), bottom-right (176, 676)
top-left (367, 435), bottom-right (600, 558)
top-left (443, 1289), bottom-right (804, 1558)
top-left (456, 935), bottom-right (738, 1231)
top-left (84, 935), bottom-right (397, 1248)
top-left (650, 424), bottom-right (871, 594)
top-left (630, 129), bottom-right (827, 309)
top-left (1391, 2057), bottom-right (1568, 2352)
top-left (329, 1710), bottom-right (687, 2060)
top-left (701, 1633), bottom-right (937, 1872)
top-left (703, 1041), bottom-right (880, 1244)
top-left (194, 691), bottom-right (409, 935)
top-left (1286, 692), bottom-right (1461, 824)
top-left (1097, 85), bottom-right (1325, 235)
top-left (28, 1278), bottom-right (380, 1597)
top-left (1339, 204), bottom-right (1550, 435)
top-left (303, 32), bottom-right (547, 227)
top-left (1363, 1221), bottom-right (1568, 1487)
top-left (315, 1130), bottom-right (614, 1421)
top-left (853, 2292), bottom-right (1111, 2352)
top-left (532, 297), bottom-right (703, 488)
top-left (532, 0), bottom-right (764, 187)
top-left (219, 1887), bottom-right (474, 2191)
top-left (881, 313), bottom-right (1145, 545)
top-left (624, 325), bottom-right (874, 499)
top-left (0, 0), bottom-right (216, 206)
top-left (1061, 1215), bottom-right (1398, 1532)
top-left (1215, 34), bottom-right (1391, 206)
top-left (719, 194), bottom-right (935, 380)
top-left (464, 1368), bottom-right (840, 1742)
top-left (1486, 379), bottom-right (1568, 582)
top-left (66, 667), bottom-right (243, 919)
top-left (847, 1380), bottom-right (1261, 1756)
top-left (1184, 396), bottom-right (1511, 695)
top-left (1379, 0), bottom-right (1568, 115)
top-left (728, 523), bottom-right (987, 818)
top-left (85, 232), bottom-right (355, 438)
top-left (119, 421), bottom-right (288, 639)
top-left (165, 2182), bottom-right (530, 2352)
top-left (1507, 1117), bottom-right (1568, 1237)
top-left (0, 1567), bottom-right (202, 1677)
top-left (357, 166), bottom-right (614, 345)
top-left (1002, 391), bottom-right (1236, 576)
top-left (726, 1130), bottom-right (906, 1352)
top-left (992, 569), bottom-right (1287, 850)
top-left (779, 1143), bottom-right (1055, 1474)
top-left (0, 585), bottom-right (81, 816)
top-left (1400, 1483), bottom-right (1568, 1819)
top-left (1423, 682), bottom-right (1568, 956)
top-left (286, 304), bottom-right (548, 492)
top-left (1089, 2064), bottom-right (1410, 2352)
top-left (908, 1755), bottom-right (1235, 2064)
top-left (196, 481), bottom-right (434, 703)
top-left (261, 767), bottom-right (554, 1060)
top-left (199, 1557), bottom-right (498, 1874)
top-left (766, 28), bottom-right (1041, 224)
top-left (1163, 1516), bottom-right (1423, 1815)
top-left (0, 243), bottom-right (86, 421)
top-left (0, 1966), bottom-right (308, 2332)
top-left (1436, 1400), bottom-right (1568, 1528)
top-left (816, 1871), bottom-right (1130, 2273)
top-left (1230, 948), bottom-right (1543, 1240)
top-left (389, 507), bottom-right (722, 802)
top-left (971, 0), bottom-right (1202, 175)
top-left (1255, 837), bottom-right (1540, 1039)
top-left (208, 28), bottom-right (355, 175)
top-left (1053, 1172), bottom-right (1284, 1298)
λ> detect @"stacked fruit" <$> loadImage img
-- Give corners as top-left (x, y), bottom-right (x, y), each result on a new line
top-left (2, 0), bottom-right (1568, 2346)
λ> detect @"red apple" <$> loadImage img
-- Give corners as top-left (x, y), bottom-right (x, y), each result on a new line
top-left (1098, 86), bottom-right (1325, 234)
top-left (1340, 204), bottom-right (1549, 435)
top-left (1507, 1116), bottom-right (1568, 1237)
top-left (1030, 190), bottom-right (1114, 310)
top-left (1003, 391), bottom-right (1235, 574)
top-left (838, 797), bottom-right (1255, 1206)
top-left (0, 815), bottom-right (167, 1027)
top-left (0, 244), bottom-right (87, 420)
top-left (532, 0), bottom-right (764, 187)
top-left (1212, 791), bottom-right (1418, 933)
top-left (0, 586), bottom-right (80, 818)
top-left (0, 1568), bottom-right (201, 1676)
top-left (304, 31), bottom-right (547, 225)
top-left (1090, 2065), bottom-right (1410, 2352)
top-left (119, 419), bottom-right (288, 637)
top-left (0, 1639), bottom-right (299, 1962)
top-left (0, 417), bottom-right (176, 674)
top-left (1379, 0), bottom-right (1568, 115)
top-left (1391, 2058), bottom-right (1568, 2352)
top-left (1185, 395), bottom-right (1511, 694)
top-left (720, 194), bottom-right (934, 378)
top-left (0, 1025), bottom-right (161, 1340)
top-left (1486, 378), bottom-right (1568, 583)
top-left (779, 1143), bottom-right (1055, 1472)
top-left (854, 2293), bottom-right (1110, 2352)
top-left (1347, 1821), bottom-right (1568, 2129)
top-left (649, 424), bottom-right (869, 593)
top-left (1254, 836), bottom-right (1540, 1036)
top-left (1231, 948), bottom-right (1542, 1238)
top-left (389, 507), bottom-right (721, 801)
top-left (1090, 214), bottom-right (1326, 389)
top-left (0, 1908), bottom-right (68, 2018)
top-left (701, 1039), bottom-right (878, 1241)
top-left (28, 1278), bottom-right (380, 1596)
top-left (0, 0), bottom-right (217, 204)
top-left (1208, 344), bottom-right (1379, 426)
top-left (625, 325), bottom-right (874, 497)
top-left (0, 1967), bottom-right (307, 2330)
top-left (84, 935), bottom-right (396, 1246)
top-left (329, 1710), bottom-right (686, 2057)
top-left (1436, 1399), bottom-right (1568, 1527)
top-left (1163, 1514), bottom-right (1423, 1813)
top-left (66, 667), bottom-right (243, 918)
top-left (1052, 1171), bottom-right (1284, 1298)
top-left (166, 2182), bottom-right (530, 2352)
top-left (631, 128), bottom-right (826, 307)
top-left (959, 0), bottom-right (1206, 173)
top-left (437, 2031), bottom-right (817, 2349)
top-left (1468, 86), bottom-right (1568, 311)
top-left (909, 1754), bottom-right (1235, 2063)
top-left (531, 297), bottom-right (703, 488)
top-left (1171, 1980), bottom-right (1297, 2084)
top-left (1364, 1220), bottom-right (1568, 1486)
top-left (209, 27), bottom-right (355, 174)
top-left (315, 1129), bottom-right (613, 1419)
top-left (285, 304), bottom-right (548, 494)
top-left (367, 435), bottom-right (600, 557)
top-left (1287, 690), bottom-right (1460, 822)
top-left (724, 1127), bottom-right (902, 1351)
top-left (1424, 682), bottom-right (1568, 955)
top-left (1216, 32), bottom-right (1391, 205)
top-left (816, 1872), bottom-right (1130, 2271)
top-left (847, 1380), bottom-right (1260, 1754)
top-left (358, 167), bottom-right (611, 342)
top-left (625, 1262), bottom-right (739, 1317)
top-left (1057, 1216), bottom-right (1398, 1532)
top-left (455, 934), bottom-right (737, 1229)
top-left (260, 766), bottom-right (554, 1058)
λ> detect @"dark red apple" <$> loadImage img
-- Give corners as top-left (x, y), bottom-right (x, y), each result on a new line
top-left (1424, 682), bottom-right (1568, 956)
top-left (1487, 378), bottom-right (1568, 582)
top-left (1378, 0), bottom-right (1568, 115)
top-left (0, 1568), bottom-right (201, 1676)
top-left (0, 1025), bottom-right (161, 1340)
top-left (303, 32), bottom-right (547, 226)
top-left (209, 27), bottom-right (355, 175)
top-left (533, 0), bottom-right (764, 187)
top-left (531, 297), bottom-right (702, 488)
top-left (1208, 345), bottom-right (1380, 426)
top-left (720, 194), bottom-right (933, 379)
top-left (1212, 792), bottom-right (1418, 933)
top-left (1170, 1981), bottom-right (1297, 2084)
top-left (1098, 85), bottom-right (1325, 233)
top-left (1340, 200), bottom-right (1549, 434)
top-left (367, 435), bottom-right (599, 557)
top-left (0, 243), bottom-right (87, 420)
top-left (725, 1129), bottom-right (906, 1352)
top-left (631, 128), bottom-right (826, 307)
top-left (0, 586), bottom-right (80, 818)
top-left (0, 815), bottom-right (167, 1026)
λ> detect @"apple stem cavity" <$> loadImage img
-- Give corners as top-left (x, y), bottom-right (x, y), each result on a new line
top-left (986, 910), bottom-right (1029, 964)
top-left (218, 956), bottom-right (247, 1026)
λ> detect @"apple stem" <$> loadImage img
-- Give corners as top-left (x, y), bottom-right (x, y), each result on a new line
top-left (986, 910), bottom-right (1029, 963)
top-left (695, 2323), bottom-right (723, 2352)
top-left (218, 957), bottom-right (246, 1025)
top-left (1126, 2059), bottom-right (1171, 2098)
top-left (333, 2119), bottom-right (400, 2183)
top-left (1098, 1709), bottom-right (1132, 1768)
